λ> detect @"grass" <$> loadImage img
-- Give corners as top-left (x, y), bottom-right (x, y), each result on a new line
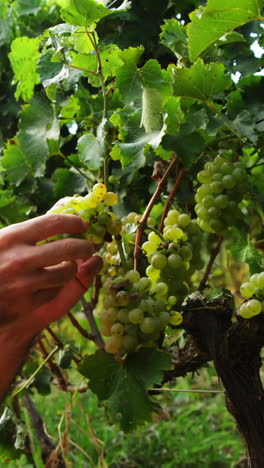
top-left (9, 365), bottom-right (245, 468)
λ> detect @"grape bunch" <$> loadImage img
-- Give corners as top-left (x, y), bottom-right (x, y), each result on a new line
top-left (143, 209), bottom-right (203, 303)
top-left (97, 208), bottom-right (204, 355)
top-left (45, 183), bottom-right (119, 244)
top-left (99, 269), bottom-right (183, 355)
top-left (239, 272), bottom-right (264, 319)
top-left (195, 155), bottom-right (250, 234)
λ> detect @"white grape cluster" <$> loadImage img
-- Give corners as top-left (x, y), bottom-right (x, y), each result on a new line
top-left (143, 209), bottom-right (203, 303)
top-left (100, 269), bottom-right (183, 355)
top-left (239, 272), bottom-right (264, 318)
top-left (194, 155), bottom-right (249, 234)
top-left (46, 183), bottom-right (119, 244)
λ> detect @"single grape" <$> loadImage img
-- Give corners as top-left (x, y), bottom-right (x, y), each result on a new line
top-left (178, 213), bottom-right (191, 228)
top-left (105, 336), bottom-right (123, 354)
top-left (167, 254), bottom-right (183, 269)
top-left (257, 272), bottom-right (264, 289)
top-left (240, 282), bottom-right (255, 298)
top-left (103, 192), bottom-right (118, 206)
top-left (246, 299), bottom-right (262, 316)
top-left (140, 317), bottom-right (159, 334)
top-left (142, 241), bottom-right (157, 255)
top-left (151, 252), bottom-right (167, 270)
top-left (129, 308), bottom-right (144, 324)
top-left (110, 322), bottom-right (125, 336)
top-left (124, 269), bottom-right (141, 283)
top-left (169, 312), bottom-right (183, 326)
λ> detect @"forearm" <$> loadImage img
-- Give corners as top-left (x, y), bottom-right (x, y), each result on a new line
top-left (0, 320), bottom-right (37, 403)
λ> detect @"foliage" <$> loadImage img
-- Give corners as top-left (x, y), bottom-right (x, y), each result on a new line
top-left (0, 0), bottom-right (264, 464)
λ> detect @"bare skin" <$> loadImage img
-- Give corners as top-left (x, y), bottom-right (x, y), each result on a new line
top-left (0, 213), bottom-right (103, 401)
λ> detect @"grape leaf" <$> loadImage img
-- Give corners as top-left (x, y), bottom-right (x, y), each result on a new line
top-left (78, 348), bottom-right (172, 431)
top-left (2, 94), bottom-right (59, 185)
top-left (52, 168), bottom-right (86, 198)
top-left (140, 60), bottom-right (173, 100)
top-left (170, 59), bottom-right (232, 102)
top-left (0, 408), bottom-right (22, 461)
top-left (60, 0), bottom-right (112, 26)
top-left (160, 18), bottom-right (188, 59)
top-left (13, 0), bottom-right (42, 16)
top-left (230, 229), bottom-right (263, 274)
top-left (77, 134), bottom-right (104, 170)
top-left (115, 47), bottom-right (144, 104)
top-left (9, 36), bottom-right (40, 101)
top-left (187, 0), bottom-right (264, 62)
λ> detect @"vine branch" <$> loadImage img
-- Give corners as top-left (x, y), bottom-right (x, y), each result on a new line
top-left (199, 236), bottom-right (223, 290)
top-left (159, 167), bottom-right (185, 232)
top-left (134, 155), bottom-right (178, 270)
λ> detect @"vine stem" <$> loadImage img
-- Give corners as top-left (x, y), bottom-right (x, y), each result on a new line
top-left (159, 167), bottom-right (185, 232)
top-left (38, 339), bottom-right (68, 391)
top-left (11, 346), bottom-right (59, 398)
top-left (148, 388), bottom-right (224, 394)
top-left (67, 311), bottom-right (93, 340)
top-left (68, 64), bottom-right (98, 77)
top-left (134, 155), bottom-right (178, 270)
top-left (80, 297), bottom-right (105, 349)
top-left (45, 326), bottom-right (80, 364)
top-left (199, 236), bottom-right (223, 290)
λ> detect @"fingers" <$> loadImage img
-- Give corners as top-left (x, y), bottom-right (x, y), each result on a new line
top-left (33, 255), bottom-right (103, 327)
top-left (31, 238), bottom-right (95, 268)
top-left (2, 214), bottom-right (87, 245)
top-left (76, 255), bottom-right (103, 289)
top-left (31, 262), bottom-right (78, 290)
top-left (32, 287), bottom-right (62, 309)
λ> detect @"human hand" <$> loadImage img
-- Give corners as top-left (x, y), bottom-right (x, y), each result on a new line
top-left (0, 213), bottom-right (101, 333)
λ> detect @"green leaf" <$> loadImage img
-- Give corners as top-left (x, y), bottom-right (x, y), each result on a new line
top-left (115, 47), bottom-right (144, 103)
top-left (0, 408), bottom-right (21, 460)
top-left (140, 60), bottom-right (173, 100)
top-left (9, 36), bottom-right (40, 101)
top-left (230, 229), bottom-right (263, 274)
top-left (160, 18), bottom-right (187, 58)
top-left (171, 59), bottom-right (232, 102)
top-left (77, 133), bottom-right (104, 170)
top-left (163, 96), bottom-right (185, 134)
top-left (187, 0), bottom-right (264, 62)
top-left (78, 348), bottom-right (171, 432)
top-left (2, 94), bottom-right (59, 185)
top-left (13, 0), bottom-right (42, 16)
top-left (52, 168), bottom-right (87, 198)
top-left (60, 0), bottom-right (112, 26)
top-left (113, 127), bottom-right (166, 168)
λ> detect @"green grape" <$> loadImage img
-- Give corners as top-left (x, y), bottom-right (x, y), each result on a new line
top-left (133, 277), bottom-right (151, 292)
top-left (142, 241), bottom-right (157, 255)
top-left (92, 183), bottom-right (107, 201)
top-left (177, 213), bottom-right (191, 228)
top-left (179, 245), bottom-right (192, 261)
top-left (197, 170), bottom-right (211, 184)
top-left (239, 303), bottom-right (255, 319)
top-left (151, 252), bottom-right (167, 270)
top-left (148, 231), bottom-right (162, 246)
top-left (246, 299), bottom-right (262, 316)
top-left (164, 227), bottom-right (183, 242)
top-left (128, 308), bottom-right (144, 324)
top-left (240, 282), bottom-right (254, 298)
top-left (165, 209), bottom-right (180, 225)
top-left (167, 254), bottom-right (183, 269)
top-left (151, 282), bottom-right (168, 297)
top-left (210, 181), bottom-right (223, 193)
top-left (222, 174), bottom-right (236, 189)
top-left (105, 336), bottom-right (123, 354)
top-left (214, 194), bottom-right (228, 209)
top-left (110, 322), bottom-right (125, 336)
top-left (124, 269), bottom-right (141, 283)
top-left (250, 273), bottom-right (259, 287)
top-left (202, 195), bottom-right (215, 208)
top-left (107, 221), bottom-right (122, 235)
top-left (122, 335), bottom-right (138, 352)
top-left (103, 192), bottom-right (118, 206)
top-left (117, 308), bottom-right (130, 323)
top-left (140, 317), bottom-right (159, 334)
top-left (257, 272), bottom-right (264, 289)
top-left (160, 311), bottom-right (170, 327)
top-left (146, 265), bottom-right (160, 281)
top-left (116, 291), bottom-right (130, 306)
top-left (169, 312), bottom-right (183, 325)
top-left (168, 295), bottom-right (177, 305)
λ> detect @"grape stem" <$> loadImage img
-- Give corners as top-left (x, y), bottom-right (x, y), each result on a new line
top-left (159, 167), bottom-right (185, 232)
top-left (199, 236), bottom-right (223, 290)
top-left (114, 234), bottom-right (127, 267)
top-left (80, 297), bottom-right (105, 349)
top-left (45, 326), bottom-right (80, 364)
top-left (37, 339), bottom-right (68, 391)
top-left (67, 311), bottom-right (94, 340)
top-left (134, 155), bottom-right (178, 270)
